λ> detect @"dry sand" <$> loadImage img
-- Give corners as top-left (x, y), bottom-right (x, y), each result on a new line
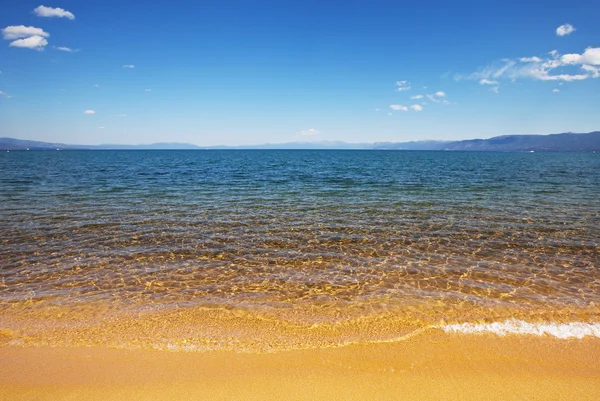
top-left (1, 330), bottom-right (599, 401)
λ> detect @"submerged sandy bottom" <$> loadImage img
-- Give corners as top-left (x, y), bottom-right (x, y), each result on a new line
top-left (2, 330), bottom-right (600, 401)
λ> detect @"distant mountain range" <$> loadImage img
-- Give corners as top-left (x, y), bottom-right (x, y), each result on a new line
top-left (1, 131), bottom-right (599, 152)
top-left (0, 138), bottom-right (202, 150)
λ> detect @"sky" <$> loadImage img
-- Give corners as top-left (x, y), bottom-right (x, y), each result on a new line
top-left (1, 0), bottom-right (599, 146)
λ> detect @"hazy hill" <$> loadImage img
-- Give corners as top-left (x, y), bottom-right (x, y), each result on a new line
top-left (1, 131), bottom-right (599, 151)
top-left (0, 138), bottom-right (201, 151)
top-left (441, 131), bottom-right (600, 152)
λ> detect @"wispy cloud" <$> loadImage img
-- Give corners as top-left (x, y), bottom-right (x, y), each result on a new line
top-left (395, 80), bottom-right (411, 91)
top-left (556, 23), bottom-right (575, 37)
top-left (519, 56), bottom-right (542, 63)
top-left (299, 128), bottom-right (320, 136)
top-left (460, 47), bottom-right (600, 83)
top-left (389, 104), bottom-right (408, 111)
top-left (479, 78), bottom-right (498, 85)
top-left (581, 64), bottom-right (600, 78)
top-left (83, 110), bottom-right (96, 115)
top-left (410, 104), bottom-right (423, 111)
top-left (410, 95), bottom-right (424, 99)
top-left (55, 46), bottom-right (74, 52)
top-left (425, 91), bottom-right (447, 103)
top-left (552, 89), bottom-right (560, 93)
top-left (491, 87), bottom-right (500, 94)
top-left (2, 25), bottom-right (49, 40)
top-left (123, 64), bottom-right (135, 69)
top-left (144, 88), bottom-right (152, 92)
top-left (9, 35), bottom-right (48, 51)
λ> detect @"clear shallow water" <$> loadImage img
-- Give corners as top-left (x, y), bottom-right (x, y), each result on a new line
top-left (1, 150), bottom-right (599, 351)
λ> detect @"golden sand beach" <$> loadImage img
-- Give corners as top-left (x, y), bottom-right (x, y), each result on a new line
top-left (2, 330), bottom-right (600, 401)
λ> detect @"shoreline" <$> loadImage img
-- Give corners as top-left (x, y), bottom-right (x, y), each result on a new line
top-left (3, 299), bottom-right (600, 352)
top-left (2, 330), bottom-right (600, 400)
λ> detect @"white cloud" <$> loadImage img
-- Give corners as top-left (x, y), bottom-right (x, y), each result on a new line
top-left (552, 89), bottom-right (560, 93)
top-left (299, 128), bottom-right (320, 136)
top-left (389, 104), bottom-right (408, 111)
top-left (395, 80), bottom-right (411, 91)
top-left (581, 64), bottom-right (600, 78)
top-left (55, 46), bottom-right (73, 52)
top-left (410, 95), bottom-right (424, 99)
top-left (556, 23), bottom-right (575, 37)
top-left (420, 91), bottom-right (449, 104)
top-left (561, 47), bottom-right (600, 66)
top-left (83, 110), bottom-right (96, 114)
top-left (34, 5), bottom-right (75, 20)
top-left (375, 108), bottom-right (380, 112)
top-left (536, 72), bottom-right (589, 81)
top-left (9, 35), bottom-right (48, 51)
top-left (491, 87), bottom-right (500, 94)
top-left (463, 47), bottom-right (600, 83)
top-left (410, 104), bottom-right (423, 111)
top-left (2, 25), bottom-right (49, 40)
top-left (479, 78), bottom-right (498, 85)
top-left (123, 64), bottom-right (135, 69)
top-left (97, 126), bottom-right (105, 129)
top-left (519, 56), bottom-right (542, 63)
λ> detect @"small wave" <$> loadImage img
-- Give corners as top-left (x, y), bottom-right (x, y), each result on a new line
top-left (440, 319), bottom-right (600, 339)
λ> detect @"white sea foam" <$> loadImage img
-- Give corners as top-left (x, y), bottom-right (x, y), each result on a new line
top-left (440, 319), bottom-right (600, 339)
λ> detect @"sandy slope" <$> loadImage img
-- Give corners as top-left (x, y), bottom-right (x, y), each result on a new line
top-left (1, 330), bottom-right (599, 401)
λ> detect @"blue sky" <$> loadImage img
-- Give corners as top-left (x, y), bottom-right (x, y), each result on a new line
top-left (1, 0), bottom-right (599, 146)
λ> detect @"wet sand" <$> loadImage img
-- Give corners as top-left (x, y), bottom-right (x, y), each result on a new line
top-left (2, 330), bottom-right (599, 401)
